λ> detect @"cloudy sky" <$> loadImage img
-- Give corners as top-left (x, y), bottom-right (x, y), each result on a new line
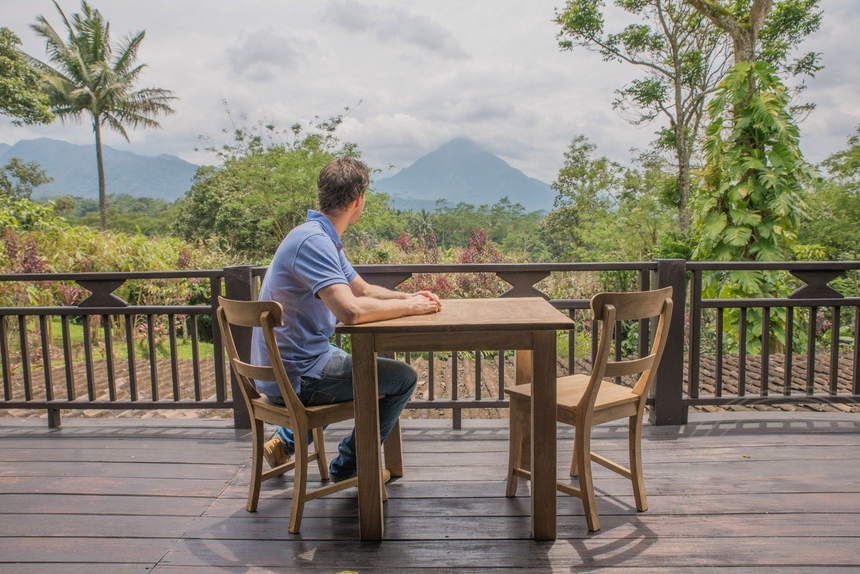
top-left (2, 0), bottom-right (859, 183)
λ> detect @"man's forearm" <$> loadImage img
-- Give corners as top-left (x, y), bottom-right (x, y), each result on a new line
top-left (361, 283), bottom-right (408, 300)
top-left (347, 296), bottom-right (414, 324)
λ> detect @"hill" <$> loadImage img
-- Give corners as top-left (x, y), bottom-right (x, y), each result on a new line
top-left (374, 137), bottom-right (554, 212)
top-left (0, 138), bottom-right (199, 201)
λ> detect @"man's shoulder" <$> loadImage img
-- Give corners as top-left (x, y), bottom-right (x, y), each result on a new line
top-left (278, 221), bottom-right (328, 254)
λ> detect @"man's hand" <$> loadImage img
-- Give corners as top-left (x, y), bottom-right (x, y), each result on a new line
top-left (413, 290), bottom-right (442, 307)
top-left (406, 293), bottom-right (441, 315)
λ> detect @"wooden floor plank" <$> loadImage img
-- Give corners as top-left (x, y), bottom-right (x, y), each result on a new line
top-left (0, 538), bottom-right (170, 564)
top-left (0, 514), bottom-right (194, 539)
top-left (0, 476), bottom-right (230, 497)
top-left (157, 537), bottom-right (860, 568)
top-left (0, 494), bottom-right (213, 516)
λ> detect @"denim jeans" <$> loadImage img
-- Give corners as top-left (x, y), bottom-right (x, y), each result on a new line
top-left (266, 345), bottom-right (418, 480)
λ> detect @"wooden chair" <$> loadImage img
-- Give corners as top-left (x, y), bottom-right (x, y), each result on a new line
top-left (504, 287), bottom-right (673, 532)
top-left (216, 296), bottom-right (389, 534)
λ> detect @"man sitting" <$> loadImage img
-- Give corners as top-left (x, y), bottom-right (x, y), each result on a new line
top-left (251, 157), bottom-right (441, 482)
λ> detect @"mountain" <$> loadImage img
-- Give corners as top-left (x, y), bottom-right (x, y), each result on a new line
top-left (0, 138), bottom-right (199, 201)
top-left (374, 137), bottom-right (554, 212)
top-left (0, 143), bottom-right (10, 156)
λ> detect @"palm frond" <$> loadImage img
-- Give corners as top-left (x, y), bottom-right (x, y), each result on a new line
top-left (113, 31), bottom-right (145, 74)
top-left (102, 112), bottom-right (131, 140)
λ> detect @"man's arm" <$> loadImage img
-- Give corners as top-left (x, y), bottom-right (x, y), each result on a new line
top-left (319, 283), bottom-right (440, 325)
top-left (350, 274), bottom-right (442, 305)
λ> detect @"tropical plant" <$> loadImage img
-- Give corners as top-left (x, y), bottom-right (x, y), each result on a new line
top-left (29, 0), bottom-right (176, 230)
top-left (0, 27), bottom-right (53, 125)
top-left (693, 61), bottom-right (815, 350)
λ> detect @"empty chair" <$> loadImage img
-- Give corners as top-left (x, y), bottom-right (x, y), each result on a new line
top-left (504, 287), bottom-right (673, 531)
top-left (216, 296), bottom-right (389, 534)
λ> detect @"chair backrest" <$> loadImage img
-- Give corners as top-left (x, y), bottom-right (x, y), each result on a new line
top-left (578, 287), bottom-right (674, 419)
top-left (215, 297), bottom-right (304, 419)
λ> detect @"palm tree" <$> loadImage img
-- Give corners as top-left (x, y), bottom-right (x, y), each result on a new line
top-left (30, 1), bottom-right (176, 230)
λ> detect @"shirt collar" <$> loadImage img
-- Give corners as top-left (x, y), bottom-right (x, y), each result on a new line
top-left (307, 210), bottom-right (342, 248)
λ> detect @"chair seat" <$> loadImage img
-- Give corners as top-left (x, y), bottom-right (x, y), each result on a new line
top-left (505, 374), bottom-right (639, 417)
top-left (251, 394), bottom-right (384, 429)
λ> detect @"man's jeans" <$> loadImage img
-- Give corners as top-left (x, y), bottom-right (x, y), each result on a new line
top-left (266, 345), bottom-right (418, 480)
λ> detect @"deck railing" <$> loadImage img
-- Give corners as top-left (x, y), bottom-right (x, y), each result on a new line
top-left (1, 260), bottom-right (857, 428)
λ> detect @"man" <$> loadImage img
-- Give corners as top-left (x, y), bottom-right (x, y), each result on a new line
top-left (251, 157), bottom-right (441, 483)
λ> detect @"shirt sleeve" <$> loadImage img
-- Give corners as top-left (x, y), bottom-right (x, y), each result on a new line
top-left (292, 234), bottom-right (351, 298)
top-left (339, 249), bottom-right (357, 283)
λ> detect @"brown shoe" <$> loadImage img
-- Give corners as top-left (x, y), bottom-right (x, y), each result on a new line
top-left (263, 437), bottom-right (290, 468)
top-left (332, 469), bottom-right (391, 484)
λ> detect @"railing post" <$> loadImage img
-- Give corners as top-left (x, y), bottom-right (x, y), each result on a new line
top-left (650, 259), bottom-right (688, 426)
top-left (224, 265), bottom-right (255, 430)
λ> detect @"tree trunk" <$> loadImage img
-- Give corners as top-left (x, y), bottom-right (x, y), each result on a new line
top-left (93, 117), bottom-right (107, 231)
top-left (676, 140), bottom-right (691, 235)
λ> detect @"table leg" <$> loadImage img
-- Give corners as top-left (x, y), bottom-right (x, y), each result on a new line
top-left (531, 330), bottom-right (557, 541)
top-left (351, 333), bottom-right (384, 540)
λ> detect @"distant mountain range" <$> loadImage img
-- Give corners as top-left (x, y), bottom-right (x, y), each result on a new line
top-left (374, 137), bottom-right (554, 212)
top-left (0, 138), bottom-right (199, 201)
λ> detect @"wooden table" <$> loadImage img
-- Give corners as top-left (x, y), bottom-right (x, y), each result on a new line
top-left (336, 297), bottom-right (575, 541)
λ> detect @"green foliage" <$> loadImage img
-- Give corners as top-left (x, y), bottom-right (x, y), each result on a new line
top-left (173, 113), bottom-right (360, 262)
top-left (0, 27), bottom-right (53, 125)
top-left (29, 0), bottom-right (176, 229)
top-left (798, 125), bottom-right (860, 260)
top-left (0, 194), bottom-right (63, 231)
top-left (0, 158), bottom-right (53, 199)
top-left (542, 135), bottom-right (675, 262)
top-left (49, 193), bottom-right (179, 236)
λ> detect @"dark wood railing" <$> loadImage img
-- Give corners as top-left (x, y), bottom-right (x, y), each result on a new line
top-left (1, 260), bottom-right (857, 429)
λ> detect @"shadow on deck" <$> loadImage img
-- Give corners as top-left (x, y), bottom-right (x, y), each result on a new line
top-left (0, 413), bottom-right (859, 572)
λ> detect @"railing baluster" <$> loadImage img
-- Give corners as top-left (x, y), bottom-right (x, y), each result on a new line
top-left (428, 351), bottom-right (435, 401)
top-left (639, 269), bottom-right (651, 359)
top-left (761, 308), bottom-right (770, 396)
top-left (168, 314), bottom-right (180, 401)
top-left (125, 315), bottom-right (137, 401)
top-left (785, 307), bottom-right (794, 396)
top-left (688, 270), bottom-right (702, 399)
top-left (716, 308), bottom-right (724, 397)
top-left (452, 352), bottom-right (460, 429)
top-left (475, 351), bottom-right (481, 401)
top-left (614, 320), bottom-right (623, 384)
top-left (807, 306), bottom-right (817, 395)
top-left (61, 316), bottom-right (75, 400)
top-left (0, 317), bottom-right (11, 400)
top-left (18, 316), bottom-right (32, 401)
top-left (39, 316), bottom-right (53, 401)
top-left (854, 307), bottom-right (860, 396)
top-left (190, 315), bottom-right (201, 402)
top-left (738, 308), bottom-right (747, 397)
top-left (568, 309), bottom-right (576, 375)
top-left (830, 307), bottom-right (840, 396)
top-left (211, 277), bottom-right (226, 404)
top-left (82, 315), bottom-right (95, 401)
top-left (405, 352), bottom-right (411, 366)
top-left (102, 316), bottom-right (116, 401)
top-left (147, 314), bottom-right (159, 401)
top-left (498, 350), bottom-right (505, 399)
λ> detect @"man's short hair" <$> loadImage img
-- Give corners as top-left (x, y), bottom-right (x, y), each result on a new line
top-left (317, 157), bottom-right (369, 213)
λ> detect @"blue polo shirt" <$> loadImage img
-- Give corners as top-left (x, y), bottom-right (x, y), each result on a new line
top-left (250, 210), bottom-right (357, 397)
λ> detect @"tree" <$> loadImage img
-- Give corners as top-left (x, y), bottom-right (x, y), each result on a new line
top-left (799, 126), bottom-right (860, 261)
top-left (0, 28), bottom-right (53, 125)
top-left (0, 158), bottom-right (53, 199)
top-left (542, 135), bottom-right (673, 262)
top-left (29, 1), bottom-right (176, 230)
top-left (686, 0), bottom-right (822, 111)
top-left (173, 114), bottom-right (366, 261)
top-left (555, 0), bottom-right (730, 234)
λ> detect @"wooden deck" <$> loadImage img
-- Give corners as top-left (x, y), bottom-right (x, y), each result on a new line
top-left (1, 413), bottom-right (859, 572)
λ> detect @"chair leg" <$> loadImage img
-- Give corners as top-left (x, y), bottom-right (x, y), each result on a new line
top-left (384, 418), bottom-right (405, 478)
top-left (629, 414), bottom-right (648, 511)
top-left (569, 436), bottom-right (579, 477)
top-left (247, 419), bottom-right (264, 512)
top-left (575, 423), bottom-right (600, 531)
top-left (505, 398), bottom-right (524, 497)
top-left (288, 427), bottom-right (309, 535)
top-left (313, 427), bottom-right (330, 481)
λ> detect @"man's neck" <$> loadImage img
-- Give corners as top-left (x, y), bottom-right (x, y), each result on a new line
top-left (321, 210), bottom-right (349, 237)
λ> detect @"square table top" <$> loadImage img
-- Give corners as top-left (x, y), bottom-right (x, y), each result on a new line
top-left (335, 297), bottom-right (575, 334)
